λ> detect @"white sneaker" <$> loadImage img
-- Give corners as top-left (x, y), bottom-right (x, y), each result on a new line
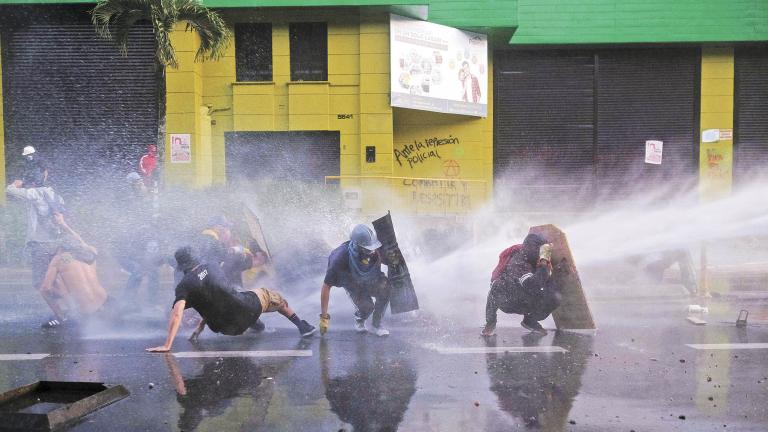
top-left (372, 326), bottom-right (390, 337)
top-left (354, 319), bottom-right (368, 333)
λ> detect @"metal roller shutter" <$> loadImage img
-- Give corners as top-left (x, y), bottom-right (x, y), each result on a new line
top-left (225, 131), bottom-right (340, 183)
top-left (494, 48), bottom-right (699, 210)
top-left (596, 48), bottom-right (699, 202)
top-left (735, 46), bottom-right (768, 185)
top-left (494, 50), bottom-right (595, 212)
top-left (1, 6), bottom-right (158, 193)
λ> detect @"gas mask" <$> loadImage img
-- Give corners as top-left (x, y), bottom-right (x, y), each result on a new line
top-left (356, 245), bottom-right (377, 265)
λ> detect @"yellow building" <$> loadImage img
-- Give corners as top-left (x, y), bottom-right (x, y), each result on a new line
top-left (164, 8), bottom-right (493, 217)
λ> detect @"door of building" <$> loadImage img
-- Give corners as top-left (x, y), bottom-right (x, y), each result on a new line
top-left (225, 131), bottom-right (340, 183)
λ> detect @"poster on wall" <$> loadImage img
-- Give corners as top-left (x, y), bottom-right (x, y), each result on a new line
top-left (170, 134), bottom-right (191, 163)
top-left (645, 140), bottom-right (663, 165)
top-left (390, 14), bottom-right (488, 117)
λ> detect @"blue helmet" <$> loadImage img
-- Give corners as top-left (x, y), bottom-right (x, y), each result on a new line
top-left (350, 224), bottom-right (382, 251)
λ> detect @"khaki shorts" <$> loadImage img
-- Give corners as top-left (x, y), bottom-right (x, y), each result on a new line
top-left (250, 287), bottom-right (288, 314)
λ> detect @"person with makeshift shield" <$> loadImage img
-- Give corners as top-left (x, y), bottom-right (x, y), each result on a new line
top-left (146, 246), bottom-right (316, 353)
top-left (319, 224), bottom-right (392, 337)
top-left (482, 233), bottom-right (561, 336)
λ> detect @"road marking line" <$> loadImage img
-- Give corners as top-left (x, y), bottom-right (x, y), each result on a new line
top-left (426, 346), bottom-right (567, 354)
top-left (173, 350), bottom-right (312, 358)
top-left (0, 353), bottom-right (49, 360)
top-left (686, 343), bottom-right (768, 350)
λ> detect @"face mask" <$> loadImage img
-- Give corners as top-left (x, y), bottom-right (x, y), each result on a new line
top-left (356, 246), bottom-right (376, 264)
top-left (25, 155), bottom-right (34, 161)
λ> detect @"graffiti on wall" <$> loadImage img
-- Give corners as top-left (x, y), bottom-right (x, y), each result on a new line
top-left (394, 135), bottom-right (460, 169)
top-left (403, 178), bottom-right (473, 211)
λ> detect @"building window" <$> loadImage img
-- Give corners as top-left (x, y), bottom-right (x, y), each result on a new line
top-left (289, 22), bottom-right (328, 81)
top-left (235, 23), bottom-right (272, 81)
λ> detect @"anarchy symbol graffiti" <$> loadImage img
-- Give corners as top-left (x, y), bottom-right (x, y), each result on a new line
top-left (443, 159), bottom-right (460, 178)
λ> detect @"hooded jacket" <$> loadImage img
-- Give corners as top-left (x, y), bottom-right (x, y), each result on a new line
top-left (496, 233), bottom-right (550, 293)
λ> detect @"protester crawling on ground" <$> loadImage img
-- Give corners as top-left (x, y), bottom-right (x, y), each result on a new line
top-left (482, 233), bottom-right (562, 336)
top-left (38, 214), bottom-right (112, 328)
top-left (5, 174), bottom-right (66, 324)
top-left (194, 215), bottom-right (271, 331)
top-left (146, 246), bottom-right (316, 353)
top-left (319, 224), bottom-right (393, 337)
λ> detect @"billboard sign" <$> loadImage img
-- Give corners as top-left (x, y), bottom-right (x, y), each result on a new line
top-left (390, 14), bottom-right (488, 117)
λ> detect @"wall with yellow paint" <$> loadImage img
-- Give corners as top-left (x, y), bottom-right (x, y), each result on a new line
top-left (165, 27), bottom-right (210, 187)
top-left (163, 8), bottom-right (494, 215)
top-left (699, 47), bottom-right (734, 202)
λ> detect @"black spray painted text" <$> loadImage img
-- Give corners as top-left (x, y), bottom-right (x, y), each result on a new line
top-left (394, 136), bottom-right (460, 169)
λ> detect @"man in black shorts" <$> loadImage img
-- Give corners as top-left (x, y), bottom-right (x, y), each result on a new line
top-left (146, 247), bottom-right (315, 352)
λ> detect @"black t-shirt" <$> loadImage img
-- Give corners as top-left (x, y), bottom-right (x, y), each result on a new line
top-left (324, 241), bottom-right (384, 292)
top-left (173, 264), bottom-right (262, 336)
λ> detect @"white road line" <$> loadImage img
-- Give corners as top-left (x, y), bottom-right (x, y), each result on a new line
top-left (427, 346), bottom-right (567, 354)
top-left (686, 343), bottom-right (768, 350)
top-left (0, 353), bottom-right (49, 360)
top-left (173, 350), bottom-right (312, 358)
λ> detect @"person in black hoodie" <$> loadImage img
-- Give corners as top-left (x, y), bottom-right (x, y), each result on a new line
top-left (482, 233), bottom-right (561, 336)
top-left (146, 246), bottom-right (315, 352)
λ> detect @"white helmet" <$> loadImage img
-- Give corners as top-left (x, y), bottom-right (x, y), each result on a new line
top-left (22, 146), bottom-right (35, 156)
top-left (350, 224), bottom-right (382, 251)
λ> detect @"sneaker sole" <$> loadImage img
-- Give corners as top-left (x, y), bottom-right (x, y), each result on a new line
top-left (301, 328), bottom-right (317, 337)
top-left (521, 322), bottom-right (547, 335)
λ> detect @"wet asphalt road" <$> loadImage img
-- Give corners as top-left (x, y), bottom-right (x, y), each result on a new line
top-left (0, 289), bottom-right (767, 431)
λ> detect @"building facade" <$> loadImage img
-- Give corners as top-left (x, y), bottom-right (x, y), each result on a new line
top-left (1, 0), bottom-right (766, 214)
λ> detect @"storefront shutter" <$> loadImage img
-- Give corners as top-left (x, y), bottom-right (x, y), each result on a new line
top-left (595, 48), bottom-right (699, 203)
top-left (494, 50), bottom-right (596, 212)
top-left (734, 46), bottom-right (768, 185)
top-left (597, 48), bottom-right (700, 201)
top-left (1, 6), bottom-right (158, 193)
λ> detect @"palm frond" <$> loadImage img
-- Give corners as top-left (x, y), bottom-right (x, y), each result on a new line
top-left (91, 0), bottom-right (152, 39)
top-left (91, 0), bottom-right (229, 68)
top-left (175, 0), bottom-right (231, 62)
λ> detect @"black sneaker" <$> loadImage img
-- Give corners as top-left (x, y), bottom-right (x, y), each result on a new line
top-left (521, 317), bottom-right (547, 335)
top-left (298, 320), bottom-right (316, 337)
top-left (250, 319), bottom-right (266, 333)
top-left (41, 318), bottom-right (65, 329)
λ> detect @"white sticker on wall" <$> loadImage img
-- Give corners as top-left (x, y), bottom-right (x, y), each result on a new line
top-left (645, 140), bottom-right (663, 165)
top-left (702, 129), bottom-right (720, 143)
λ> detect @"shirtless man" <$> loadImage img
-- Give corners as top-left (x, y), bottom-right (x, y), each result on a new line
top-left (39, 216), bottom-right (108, 326)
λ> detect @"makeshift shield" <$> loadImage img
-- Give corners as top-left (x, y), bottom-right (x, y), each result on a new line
top-left (529, 224), bottom-right (596, 330)
top-left (238, 203), bottom-right (278, 285)
top-left (372, 212), bottom-right (419, 314)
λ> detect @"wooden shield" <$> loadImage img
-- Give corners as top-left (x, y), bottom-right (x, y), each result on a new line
top-left (529, 224), bottom-right (596, 330)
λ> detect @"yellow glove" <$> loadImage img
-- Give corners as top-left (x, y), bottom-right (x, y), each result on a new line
top-left (319, 314), bottom-right (330, 335)
top-left (539, 243), bottom-right (553, 263)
